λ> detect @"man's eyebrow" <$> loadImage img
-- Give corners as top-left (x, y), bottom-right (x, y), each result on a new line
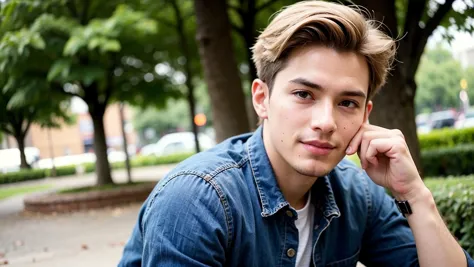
top-left (289, 77), bottom-right (367, 99)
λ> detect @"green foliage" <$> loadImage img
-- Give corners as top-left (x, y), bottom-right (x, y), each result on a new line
top-left (0, 169), bottom-right (47, 184)
top-left (415, 46), bottom-right (464, 113)
top-left (421, 144), bottom-right (474, 177)
top-left (425, 176), bottom-right (474, 255)
top-left (418, 127), bottom-right (474, 150)
top-left (45, 165), bottom-right (77, 177)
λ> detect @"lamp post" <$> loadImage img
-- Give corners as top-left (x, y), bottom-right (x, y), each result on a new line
top-left (460, 79), bottom-right (469, 114)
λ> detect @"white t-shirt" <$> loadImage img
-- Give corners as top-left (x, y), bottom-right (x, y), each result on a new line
top-left (294, 192), bottom-right (315, 267)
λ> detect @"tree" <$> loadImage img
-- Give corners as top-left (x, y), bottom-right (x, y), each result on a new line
top-left (194, 0), bottom-right (250, 142)
top-left (342, 0), bottom-right (474, 170)
top-left (0, 75), bottom-right (71, 169)
top-left (0, 0), bottom-right (178, 185)
top-left (228, 0), bottom-right (295, 128)
top-left (415, 46), bottom-right (464, 113)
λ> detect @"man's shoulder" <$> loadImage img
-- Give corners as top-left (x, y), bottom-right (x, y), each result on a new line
top-left (166, 132), bottom-right (252, 179)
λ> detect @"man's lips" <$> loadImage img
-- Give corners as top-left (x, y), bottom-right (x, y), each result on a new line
top-left (300, 140), bottom-right (336, 156)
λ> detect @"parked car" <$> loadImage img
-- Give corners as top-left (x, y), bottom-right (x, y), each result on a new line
top-left (429, 110), bottom-right (457, 130)
top-left (140, 132), bottom-right (216, 157)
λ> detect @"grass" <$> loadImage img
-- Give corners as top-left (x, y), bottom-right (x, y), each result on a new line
top-left (58, 182), bottom-right (147, 194)
top-left (0, 184), bottom-right (52, 200)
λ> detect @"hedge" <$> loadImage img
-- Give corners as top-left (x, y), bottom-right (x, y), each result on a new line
top-left (421, 144), bottom-right (474, 177)
top-left (419, 127), bottom-right (474, 150)
top-left (0, 153), bottom-right (194, 185)
top-left (425, 176), bottom-right (474, 256)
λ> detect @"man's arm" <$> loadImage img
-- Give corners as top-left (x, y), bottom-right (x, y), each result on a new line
top-left (347, 123), bottom-right (473, 267)
top-left (122, 174), bottom-right (230, 267)
top-left (393, 182), bottom-right (474, 267)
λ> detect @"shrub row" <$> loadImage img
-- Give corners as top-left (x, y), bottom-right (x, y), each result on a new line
top-left (418, 127), bottom-right (474, 150)
top-left (425, 176), bottom-right (474, 256)
top-left (0, 153), bottom-right (193, 185)
top-left (421, 144), bottom-right (474, 177)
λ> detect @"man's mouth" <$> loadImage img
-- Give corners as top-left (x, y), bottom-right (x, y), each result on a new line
top-left (300, 140), bottom-right (335, 156)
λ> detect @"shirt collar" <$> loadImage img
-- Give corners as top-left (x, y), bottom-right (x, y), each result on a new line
top-left (246, 126), bottom-right (340, 219)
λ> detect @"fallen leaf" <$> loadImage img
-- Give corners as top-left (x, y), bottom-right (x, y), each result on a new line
top-left (81, 244), bottom-right (88, 250)
top-left (0, 260), bottom-right (8, 265)
top-left (0, 253), bottom-right (4, 258)
top-left (43, 247), bottom-right (48, 252)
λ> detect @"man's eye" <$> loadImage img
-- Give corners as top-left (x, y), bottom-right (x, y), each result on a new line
top-left (339, 100), bottom-right (358, 108)
top-left (294, 91), bottom-right (311, 99)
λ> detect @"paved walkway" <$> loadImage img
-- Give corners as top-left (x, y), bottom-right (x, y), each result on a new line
top-left (0, 165), bottom-right (175, 267)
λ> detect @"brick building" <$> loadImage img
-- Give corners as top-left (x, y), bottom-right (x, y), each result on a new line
top-left (0, 103), bottom-right (137, 159)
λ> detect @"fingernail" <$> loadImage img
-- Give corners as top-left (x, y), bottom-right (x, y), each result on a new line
top-left (346, 147), bottom-right (351, 154)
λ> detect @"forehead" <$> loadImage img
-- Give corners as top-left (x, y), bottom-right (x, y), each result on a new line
top-left (275, 45), bottom-right (370, 94)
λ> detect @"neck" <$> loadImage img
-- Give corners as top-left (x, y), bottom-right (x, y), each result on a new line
top-left (262, 127), bottom-right (317, 210)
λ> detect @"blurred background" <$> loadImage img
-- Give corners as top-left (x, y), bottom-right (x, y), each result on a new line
top-left (0, 0), bottom-right (473, 266)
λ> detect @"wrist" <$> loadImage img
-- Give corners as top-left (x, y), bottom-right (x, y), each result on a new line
top-left (392, 180), bottom-right (430, 204)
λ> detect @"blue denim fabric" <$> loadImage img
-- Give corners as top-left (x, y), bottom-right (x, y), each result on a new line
top-left (119, 126), bottom-right (474, 267)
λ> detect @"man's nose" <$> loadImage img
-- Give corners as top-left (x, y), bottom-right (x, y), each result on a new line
top-left (310, 99), bottom-right (337, 134)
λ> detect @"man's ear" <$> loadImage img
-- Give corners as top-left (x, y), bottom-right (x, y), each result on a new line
top-left (364, 100), bottom-right (373, 123)
top-left (252, 79), bottom-right (270, 120)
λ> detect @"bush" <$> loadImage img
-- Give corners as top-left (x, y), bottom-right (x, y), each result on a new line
top-left (421, 144), bottom-right (474, 177)
top-left (419, 127), bottom-right (474, 150)
top-left (0, 153), bottom-right (194, 184)
top-left (0, 169), bottom-right (46, 185)
top-left (425, 176), bottom-right (474, 256)
top-left (45, 165), bottom-right (77, 177)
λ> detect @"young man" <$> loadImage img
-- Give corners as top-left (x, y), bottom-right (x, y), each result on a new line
top-left (119, 1), bottom-right (474, 266)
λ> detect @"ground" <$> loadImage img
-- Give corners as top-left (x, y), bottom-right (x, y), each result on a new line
top-left (0, 165), bottom-right (174, 267)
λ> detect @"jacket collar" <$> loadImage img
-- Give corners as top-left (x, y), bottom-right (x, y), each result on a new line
top-left (246, 126), bottom-right (340, 218)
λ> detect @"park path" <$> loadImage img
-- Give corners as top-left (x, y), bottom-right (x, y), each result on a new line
top-left (0, 165), bottom-right (175, 267)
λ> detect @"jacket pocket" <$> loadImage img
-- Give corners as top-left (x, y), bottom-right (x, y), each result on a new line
top-left (325, 249), bottom-right (360, 267)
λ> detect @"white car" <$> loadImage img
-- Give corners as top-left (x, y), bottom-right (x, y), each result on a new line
top-left (142, 132), bottom-right (215, 157)
top-left (455, 110), bottom-right (474, 129)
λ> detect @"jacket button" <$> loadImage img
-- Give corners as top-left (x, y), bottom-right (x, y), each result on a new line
top-left (287, 248), bottom-right (296, 258)
top-left (286, 210), bottom-right (293, 217)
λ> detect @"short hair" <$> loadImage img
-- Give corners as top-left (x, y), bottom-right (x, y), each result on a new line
top-left (252, 0), bottom-right (396, 100)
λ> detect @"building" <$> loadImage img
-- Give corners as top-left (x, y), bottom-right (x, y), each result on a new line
top-left (0, 103), bottom-right (138, 160)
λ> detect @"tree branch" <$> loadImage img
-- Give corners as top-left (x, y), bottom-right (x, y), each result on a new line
top-left (423, 0), bottom-right (455, 40)
top-left (408, 0), bottom-right (455, 78)
top-left (66, 0), bottom-right (78, 18)
top-left (155, 16), bottom-right (177, 29)
top-left (52, 82), bottom-right (83, 99)
top-left (0, 124), bottom-right (14, 136)
top-left (230, 21), bottom-right (244, 35)
top-left (256, 0), bottom-right (277, 13)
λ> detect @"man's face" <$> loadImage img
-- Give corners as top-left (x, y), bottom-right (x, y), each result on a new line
top-left (253, 45), bottom-right (372, 177)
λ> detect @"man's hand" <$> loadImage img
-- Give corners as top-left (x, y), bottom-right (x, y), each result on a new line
top-left (345, 123), bottom-right (424, 201)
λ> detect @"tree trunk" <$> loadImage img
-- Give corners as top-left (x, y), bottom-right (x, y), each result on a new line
top-left (241, 0), bottom-right (260, 130)
top-left (170, 0), bottom-right (201, 153)
top-left (14, 133), bottom-right (30, 169)
top-left (119, 103), bottom-right (132, 184)
top-left (89, 106), bottom-right (113, 185)
top-left (354, 0), bottom-right (423, 173)
top-left (194, 0), bottom-right (250, 142)
top-left (370, 67), bottom-right (423, 176)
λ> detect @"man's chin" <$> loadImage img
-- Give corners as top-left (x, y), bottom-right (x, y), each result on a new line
top-left (292, 161), bottom-right (334, 178)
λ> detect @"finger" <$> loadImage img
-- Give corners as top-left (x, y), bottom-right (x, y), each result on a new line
top-left (357, 130), bottom-right (392, 168)
top-left (346, 123), bottom-right (368, 155)
top-left (365, 138), bottom-right (398, 166)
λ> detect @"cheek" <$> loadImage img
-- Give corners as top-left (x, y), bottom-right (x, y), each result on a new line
top-left (339, 118), bottom-right (362, 143)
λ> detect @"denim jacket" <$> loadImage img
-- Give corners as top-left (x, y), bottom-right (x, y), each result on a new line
top-left (119, 126), bottom-right (474, 267)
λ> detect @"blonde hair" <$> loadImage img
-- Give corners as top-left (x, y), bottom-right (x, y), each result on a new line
top-left (252, 0), bottom-right (396, 100)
